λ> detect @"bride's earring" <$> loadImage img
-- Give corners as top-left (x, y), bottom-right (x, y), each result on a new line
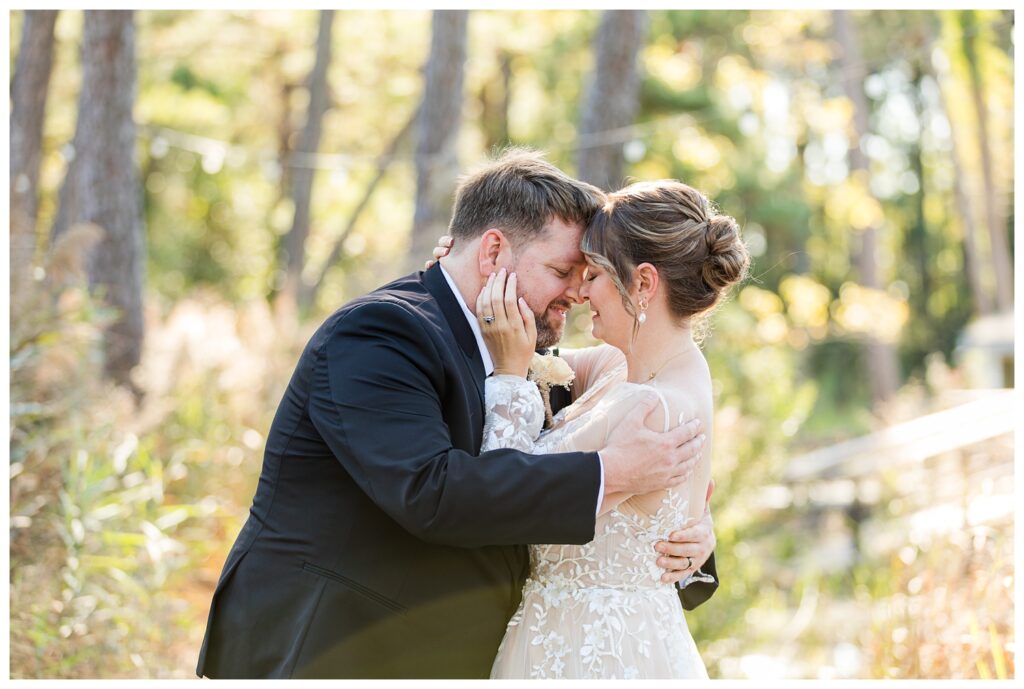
top-left (637, 299), bottom-right (648, 324)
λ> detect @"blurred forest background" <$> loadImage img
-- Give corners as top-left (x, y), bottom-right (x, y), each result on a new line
top-left (8, 9), bottom-right (1016, 679)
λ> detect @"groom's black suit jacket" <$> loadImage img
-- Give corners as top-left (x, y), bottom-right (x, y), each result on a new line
top-left (196, 265), bottom-right (604, 679)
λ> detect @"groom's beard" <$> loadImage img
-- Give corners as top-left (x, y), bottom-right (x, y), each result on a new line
top-left (534, 302), bottom-right (570, 349)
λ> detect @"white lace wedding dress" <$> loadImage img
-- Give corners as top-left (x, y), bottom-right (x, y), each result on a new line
top-left (483, 346), bottom-right (709, 679)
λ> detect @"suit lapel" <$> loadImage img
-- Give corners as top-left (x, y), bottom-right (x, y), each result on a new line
top-left (422, 264), bottom-right (487, 407)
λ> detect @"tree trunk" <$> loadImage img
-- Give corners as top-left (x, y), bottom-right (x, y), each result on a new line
top-left (275, 37), bottom-right (297, 197)
top-left (931, 42), bottom-right (991, 315)
top-left (10, 10), bottom-right (59, 300)
top-left (960, 10), bottom-right (1013, 312)
top-left (271, 38), bottom-right (297, 211)
top-left (907, 61), bottom-right (932, 329)
top-left (281, 10), bottom-right (336, 304)
top-left (479, 50), bottom-right (512, 151)
top-left (577, 10), bottom-right (649, 191)
top-left (833, 10), bottom-right (900, 406)
top-left (51, 10), bottom-right (145, 388)
top-left (300, 105), bottom-right (419, 311)
top-left (408, 10), bottom-right (469, 271)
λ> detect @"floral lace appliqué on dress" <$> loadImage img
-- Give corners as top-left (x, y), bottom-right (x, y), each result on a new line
top-left (483, 368), bottom-right (708, 679)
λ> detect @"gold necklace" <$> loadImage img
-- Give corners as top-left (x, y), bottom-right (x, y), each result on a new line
top-left (645, 347), bottom-right (695, 382)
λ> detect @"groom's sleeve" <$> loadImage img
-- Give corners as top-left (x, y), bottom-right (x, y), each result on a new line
top-left (677, 552), bottom-right (719, 610)
top-left (308, 300), bottom-right (600, 548)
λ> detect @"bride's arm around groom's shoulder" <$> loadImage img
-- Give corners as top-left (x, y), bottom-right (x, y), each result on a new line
top-left (557, 344), bottom-right (625, 399)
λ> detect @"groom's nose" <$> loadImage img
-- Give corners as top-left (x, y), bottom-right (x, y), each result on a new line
top-left (563, 285), bottom-right (586, 305)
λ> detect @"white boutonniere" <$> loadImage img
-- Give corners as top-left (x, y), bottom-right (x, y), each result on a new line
top-left (528, 352), bottom-right (575, 426)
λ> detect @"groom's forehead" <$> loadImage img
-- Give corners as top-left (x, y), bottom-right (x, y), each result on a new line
top-left (527, 240), bottom-right (585, 269)
top-left (561, 246), bottom-right (587, 266)
top-left (535, 218), bottom-right (585, 264)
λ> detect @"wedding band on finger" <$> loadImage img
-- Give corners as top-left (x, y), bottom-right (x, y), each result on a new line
top-left (483, 315), bottom-right (495, 324)
top-left (686, 556), bottom-right (693, 570)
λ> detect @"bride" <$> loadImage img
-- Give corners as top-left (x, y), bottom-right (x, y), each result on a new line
top-left (469, 180), bottom-right (749, 679)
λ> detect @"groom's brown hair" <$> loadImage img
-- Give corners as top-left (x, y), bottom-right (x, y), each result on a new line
top-left (448, 147), bottom-right (605, 246)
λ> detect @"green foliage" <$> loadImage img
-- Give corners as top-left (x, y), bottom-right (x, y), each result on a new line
top-left (684, 299), bottom-right (820, 673)
top-left (10, 258), bottom-right (284, 677)
top-left (10, 7), bottom-right (1014, 679)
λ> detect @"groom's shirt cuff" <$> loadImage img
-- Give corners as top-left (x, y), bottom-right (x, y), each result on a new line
top-left (595, 452), bottom-right (605, 516)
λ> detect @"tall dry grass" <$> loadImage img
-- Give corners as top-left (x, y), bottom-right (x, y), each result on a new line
top-left (10, 227), bottom-right (309, 677)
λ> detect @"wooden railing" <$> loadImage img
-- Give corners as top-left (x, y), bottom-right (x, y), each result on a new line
top-left (783, 389), bottom-right (1017, 482)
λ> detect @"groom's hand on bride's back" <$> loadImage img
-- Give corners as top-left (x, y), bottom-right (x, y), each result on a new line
top-left (600, 393), bottom-right (704, 495)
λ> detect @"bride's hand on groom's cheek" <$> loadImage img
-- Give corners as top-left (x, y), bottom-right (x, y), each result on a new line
top-left (424, 235), bottom-right (454, 269)
top-left (477, 269), bottom-right (537, 377)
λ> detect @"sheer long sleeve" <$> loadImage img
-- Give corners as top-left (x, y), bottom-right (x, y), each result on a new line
top-left (481, 374), bottom-right (615, 456)
top-left (481, 375), bottom-right (546, 453)
top-left (558, 345), bottom-right (626, 401)
top-left (483, 373), bottom-right (673, 465)
top-left (482, 373), bottom-right (710, 524)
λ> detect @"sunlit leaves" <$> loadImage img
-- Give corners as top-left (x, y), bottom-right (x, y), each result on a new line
top-left (779, 274), bottom-right (831, 331)
top-left (645, 41), bottom-right (702, 92)
top-left (11, 8), bottom-right (1014, 679)
top-left (832, 282), bottom-right (910, 343)
top-left (739, 285), bottom-right (783, 316)
top-left (672, 128), bottom-right (723, 171)
top-left (823, 173), bottom-right (885, 230)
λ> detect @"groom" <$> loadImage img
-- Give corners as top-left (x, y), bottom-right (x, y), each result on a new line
top-left (197, 149), bottom-right (717, 679)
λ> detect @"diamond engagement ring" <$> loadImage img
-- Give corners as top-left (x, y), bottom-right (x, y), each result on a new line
top-left (483, 316), bottom-right (495, 324)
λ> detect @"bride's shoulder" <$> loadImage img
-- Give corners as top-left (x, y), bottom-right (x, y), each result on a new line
top-left (558, 344), bottom-right (626, 400)
top-left (588, 343), bottom-right (625, 366)
top-left (560, 343), bottom-right (624, 371)
top-left (598, 379), bottom-right (664, 410)
top-left (601, 380), bottom-right (705, 431)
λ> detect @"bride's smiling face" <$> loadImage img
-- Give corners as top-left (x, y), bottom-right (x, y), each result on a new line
top-left (579, 258), bottom-right (633, 351)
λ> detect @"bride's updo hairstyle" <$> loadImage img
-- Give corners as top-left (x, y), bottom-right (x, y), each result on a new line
top-left (581, 180), bottom-right (750, 339)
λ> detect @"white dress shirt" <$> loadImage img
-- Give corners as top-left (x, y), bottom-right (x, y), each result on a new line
top-left (438, 264), bottom-right (605, 516)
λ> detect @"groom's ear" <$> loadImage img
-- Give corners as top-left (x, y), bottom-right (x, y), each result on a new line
top-left (477, 229), bottom-right (512, 275)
